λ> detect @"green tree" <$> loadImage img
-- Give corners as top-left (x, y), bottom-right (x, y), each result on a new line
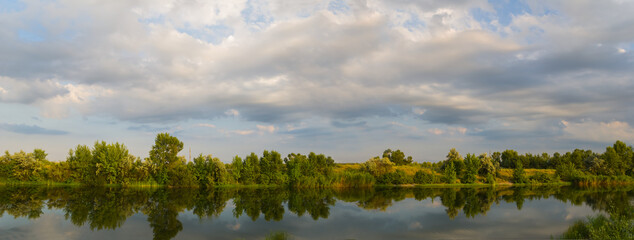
top-left (32, 149), bottom-right (47, 162)
top-left (192, 154), bottom-right (229, 187)
top-left (230, 155), bottom-right (243, 183)
top-left (501, 149), bottom-right (519, 168)
top-left (461, 154), bottom-right (481, 184)
top-left (149, 133), bottom-right (184, 185)
top-left (512, 161), bottom-right (527, 184)
top-left (443, 161), bottom-right (457, 184)
top-left (382, 149), bottom-right (413, 165)
top-left (364, 157), bottom-right (394, 177)
top-left (259, 150), bottom-right (286, 185)
top-left (241, 152), bottom-right (260, 184)
top-left (92, 141), bottom-right (130, 185)
top-left (478, 153), bottom-right (495, 175)
top-left (444, 148), bottom-right (464, 178)
top-left (67, 145), bottom-right (93, 183)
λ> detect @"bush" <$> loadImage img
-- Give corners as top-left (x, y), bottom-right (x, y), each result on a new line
top-left (556, 162), bottom-right (583, 182)
top-left (443, 161), bottom-right (457, 184)
top-left (485, 173), bottom-right (496, 184)
top-left (333, 171), bottom-right (375, 188)
top-left (529, 172), bottom-right (558, 184)
top-left (512, 162), bottom-right (528, 184)
top-left (413, 170), bottom-right (437, 184)
top-left (561, 215), bottom-right (634, 240)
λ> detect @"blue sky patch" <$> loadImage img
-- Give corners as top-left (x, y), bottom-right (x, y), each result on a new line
top-left (241, 0), bottom-right (273, 31)
top-left (17, 21), bottom-right (46, 42)
top-left (177, 24), bottom-right (234, 45)
top-left (328, 0), bottom-right (350, 15)
top-left (403, 12), bottom-right (425, 32)
top-left (487, 0), bottom-right (532, 26)
top-left (0, 0), bottom-right (25, 13)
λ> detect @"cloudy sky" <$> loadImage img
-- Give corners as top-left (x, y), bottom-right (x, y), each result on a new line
top-left (1, 0), bottom-right (633, 162)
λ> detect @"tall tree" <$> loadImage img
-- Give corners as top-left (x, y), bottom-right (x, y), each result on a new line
top-left (512, 161), bottom-right (527, 184)
top-left (462, 154), bottom-right (481, 184)
top-left (382, 149), bottom-right (412, 165)
top-left (443, 161), bottom-right (457, 184)
top-left (444, 148), bottom-right (464, 178)
top-left (149, 133), bottom-right (184, 185)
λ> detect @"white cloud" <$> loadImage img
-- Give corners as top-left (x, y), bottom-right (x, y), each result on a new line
top-left (197, 123), bottom-right (216, 128)
top-left (561, 120), bottom-right (634, 143)
top-left (225, 109), bottom-right (240, 117)
top-left (428, 128), bottom-right (444, 135)
top-left (233, 130), bottom-right (255, 135)
top-left (257, 124), bottom-right (276, 133)
top-left (412, 107), bottom-right (426, 115)
top-left (2, 0), bottom-right (634, 162)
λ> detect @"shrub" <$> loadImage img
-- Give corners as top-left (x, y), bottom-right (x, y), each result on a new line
top-left (413, 170), bottom-right (437, 184)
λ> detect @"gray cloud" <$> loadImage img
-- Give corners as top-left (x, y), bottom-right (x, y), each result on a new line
top-left (0, 123), bottom-right (68, 135)
top-left (332, 120), bottom-right (367, 128)
top-left (0, 0), bottom-right (633, 150)
top-left (0, 77), bottom-right (68, 104)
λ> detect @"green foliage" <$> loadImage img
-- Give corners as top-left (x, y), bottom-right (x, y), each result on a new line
top-left (192, 154), bottom-right (230, 188)
top-left (382, 149), bottom-right (413, 165)
top-left (413, 170), bottom-right (438, 184)
top-left (259, 150), bottom-right (286, 185)
top-left (285, 152), bottom-right (335, 188)
top-left (167, 157), bottom-right (197, 187)
top-left (443, 161), bottom-right (457, 184)
top-left (4, 150), bottom-right (44, 182)
top-left (461, 154), bottom-right (481, 184)
top-left (556, 162), bottom-right (584, 182)
top-left (266, 231), bottom-right (290, 240)
top-left (529, 172), bottom-right (558, 184)
top-left (149, 133), bottom-right (183, 185)
top-left (92, 141), bottom-right (130, 185)
top-left (66, 142), bottom-right (141, 185)
top-left (241, 152), bottom-right (260, 184)
top-left (485, 173), bottom-right (496, 184)
top-left (377, 170), bottom-right (411, 185)
top-left (230, 155), bottom-right (242, 183)
top-left (501, 149), bottom-right (520, 169)
top-left (444, 148), bottom-right (464, 179)
top-left (333, 171), bottom-right (375, 188)
top-left (478, 153), bottom-right (496, 176)
top-left (363, 157), bottom-right (394, 177)
top-left (3, 139), bottom-right (634, 188)
top-left (561, 215), bottom-right (634, 240)
top-left (67, 145), bottom-right (93, 183)
top-left (512, 161), bottom-right (528, 184)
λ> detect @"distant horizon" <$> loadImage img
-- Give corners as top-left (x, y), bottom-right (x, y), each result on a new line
top-left (1, 0), bottom-right (633, 163)
top-left (3, 134), bottom-right (628, 164)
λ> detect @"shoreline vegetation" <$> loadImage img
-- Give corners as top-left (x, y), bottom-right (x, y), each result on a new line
top-left (1, 133), bottom-right (634, 188)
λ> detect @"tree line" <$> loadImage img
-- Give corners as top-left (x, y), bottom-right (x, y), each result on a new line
top-left (1, 133), bottom-right (633, 187)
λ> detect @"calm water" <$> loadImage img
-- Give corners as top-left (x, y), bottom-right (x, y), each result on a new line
top-left (0, 185), bottom-right (632, 239)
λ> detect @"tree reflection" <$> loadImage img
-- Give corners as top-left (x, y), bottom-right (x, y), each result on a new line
top-left (0, 185), bottom-right (632, 240)
top-left (144, 189), bottom-right (184, 240)
top-left (287, 188), bottom-right (335, 220)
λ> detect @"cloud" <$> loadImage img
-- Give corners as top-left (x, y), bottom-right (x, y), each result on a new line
top-left (1, 0), bottom-right (633, 158)
top-left (0, 123), bottom-right (68, 135)
top-left (0, 76), bottom-right (68, 104)
top-left (560, 120), bottom-right (634, 143)
top-left (428, 128), bottom-right (444, 136)
top-left (256, 124), bottom-right (276, 133)
top-left (332, 120), bottom-right (367, 128)
top-left (197, 123), bottom-right (217, 128)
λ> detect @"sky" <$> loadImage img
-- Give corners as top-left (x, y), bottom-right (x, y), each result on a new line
top-left (1, 0), bottom-right (633, 163)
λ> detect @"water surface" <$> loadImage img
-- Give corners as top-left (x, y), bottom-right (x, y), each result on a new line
top-left (0, 186), bottom-right (632, 239)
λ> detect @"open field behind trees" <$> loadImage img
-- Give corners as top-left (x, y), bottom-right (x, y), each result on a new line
top-left (1, 133), bottom-right (633, 187)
